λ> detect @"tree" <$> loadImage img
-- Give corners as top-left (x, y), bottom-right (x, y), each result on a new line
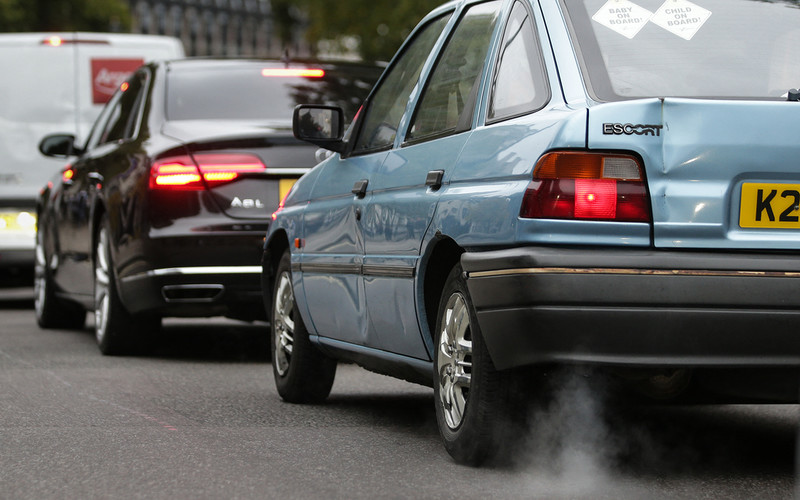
top-left (285, 0), bottom-right (444, 62)
top-left (0, 0), bottom-right (130, 33)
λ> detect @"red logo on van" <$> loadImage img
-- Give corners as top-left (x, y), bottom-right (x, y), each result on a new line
top-left (91, 58), bottom-right (144, 104)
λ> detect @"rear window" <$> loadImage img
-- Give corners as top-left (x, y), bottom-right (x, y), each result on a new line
top-left (166, 63), bottom-right (381, 122)
top-left (563, 0), bottom-right (800, 101)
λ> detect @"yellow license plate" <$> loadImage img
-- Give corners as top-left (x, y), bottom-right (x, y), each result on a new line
top-left (740, 183), bottom-right (800, 228)
top-left (279, 178), bottom-right (297, 201)
top-left (0, 211), bottom-right (36, 232)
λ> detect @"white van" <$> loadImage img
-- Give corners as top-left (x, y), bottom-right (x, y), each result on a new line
top-left (0, 32), bottom-right (184, 274)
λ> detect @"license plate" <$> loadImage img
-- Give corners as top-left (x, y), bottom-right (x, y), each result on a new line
top-left (740, 183), bottom-right (800, 228)
top-left (0, 210), bottom-right (36, 232)
top-left (279, 178), bottom-right (297, 201)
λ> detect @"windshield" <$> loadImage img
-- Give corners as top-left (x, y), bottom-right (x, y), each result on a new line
top-left (166, 62), bottom-right (381, 122)
top-left (563, 0), bottom-right (800, 100)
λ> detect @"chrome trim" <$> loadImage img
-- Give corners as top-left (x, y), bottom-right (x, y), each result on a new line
top-left (264, 167), bottom-right (310, 176)
top-left (131, 266), bottom-right (262, 279)
top-left (363, 265), bottom-right (415, 278)
top-left (298, 262), bottom-right (415, 278)
top-left (299, 263), bottom-right (362, 275)
top-left (467, 267), bottom-right (800, 279)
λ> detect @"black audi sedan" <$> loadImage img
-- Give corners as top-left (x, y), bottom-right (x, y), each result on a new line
top-left (35, 58), bottom-right (381, 355)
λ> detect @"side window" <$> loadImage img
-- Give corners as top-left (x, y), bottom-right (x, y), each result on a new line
top-left (488, 1), bottom-right (549, 121)
top-left (407, 0), bottom-right (502, 142)
top-left (352, 14), bottom-right (451, 154)
top-left (98, 71), bottom-right (148, 145)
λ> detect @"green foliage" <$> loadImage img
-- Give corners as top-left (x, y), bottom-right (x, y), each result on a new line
top-left (0, 0), bottom-right (131, 32)
top-left (296, 0), bottom-right (445, 62)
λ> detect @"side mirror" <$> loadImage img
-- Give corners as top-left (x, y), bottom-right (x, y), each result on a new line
top-left (39, 134), bottom-right (81, 158)
top-left (292, 105), bottom-right (346, 154)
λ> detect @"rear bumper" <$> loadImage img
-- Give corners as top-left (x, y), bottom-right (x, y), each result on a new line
top-left (462, 247), bottom-right (800, 370)
top-left (118, 265), bottom-right (264, 319)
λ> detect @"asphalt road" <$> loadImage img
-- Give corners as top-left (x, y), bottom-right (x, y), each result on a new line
top-left (1, 286), bottom-right (797, 499)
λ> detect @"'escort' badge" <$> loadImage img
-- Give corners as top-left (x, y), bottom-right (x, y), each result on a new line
top-left (602, 123), bottom-right (663, 137)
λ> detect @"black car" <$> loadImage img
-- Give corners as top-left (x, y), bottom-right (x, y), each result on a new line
top-left (35, 58), bottom-right (381, 354)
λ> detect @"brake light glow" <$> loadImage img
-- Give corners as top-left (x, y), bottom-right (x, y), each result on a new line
top-left (520, 151), bottom-right (650, 222)
top-left (62, 166), bottom-right (74, 183)
top-left (43, 36), bottom-right (63, 47)
top-left (261, 68), bottom-right (325, 78)
top-left (150, 153), bottom-right (266, 190)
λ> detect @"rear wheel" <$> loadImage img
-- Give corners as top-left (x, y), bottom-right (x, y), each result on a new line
top-left (34, 223), bottom-right (86, 329)
top-left (94, 215), bottom-right (158, 355)
top-left (272, 250), bottom-right (336, 403)
top-left (434, 263), bottom-right (516, 466)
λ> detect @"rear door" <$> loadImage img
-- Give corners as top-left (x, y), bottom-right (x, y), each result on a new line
top-left (361, 0), bottom-right (503, 358)
top-left (55, 70), bottom-right (150, 295)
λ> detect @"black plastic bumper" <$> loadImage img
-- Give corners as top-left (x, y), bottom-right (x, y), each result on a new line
top-left (461, 246), bottom-right (800, 370)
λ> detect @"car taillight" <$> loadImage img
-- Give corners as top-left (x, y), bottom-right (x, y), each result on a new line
top-left (62, 165), bottom-right (75, 183)
top-left (261, 68), bottom-right (325, 78)
top-left (520, 151), bottom-right (650, 222)
top-left (150, 153), bottom-right (266, 190)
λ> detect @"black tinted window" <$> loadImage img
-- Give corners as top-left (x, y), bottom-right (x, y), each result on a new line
top-left (166, 63), bottom-right (380, 122)
top-left (98, 71), bottom-right (148, 145)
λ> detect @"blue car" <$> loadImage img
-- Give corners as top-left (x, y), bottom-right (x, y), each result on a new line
top-left (262, 0), bottom-right (800, 464)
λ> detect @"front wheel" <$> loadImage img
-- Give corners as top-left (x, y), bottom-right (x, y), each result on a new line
top-left (34, 224), bottom-right (86, 329)
top-left (271, 250), bottom-right (336, 403)
top-left (94, 215), bottom-right (158, 355)
top-left (434, 263), bottom-right (516, 466)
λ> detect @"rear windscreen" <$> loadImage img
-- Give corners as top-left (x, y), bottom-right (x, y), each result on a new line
top-left (166, 63), bottom-right (382, 122)
top-left (564, 0), bottom-right (800, 100)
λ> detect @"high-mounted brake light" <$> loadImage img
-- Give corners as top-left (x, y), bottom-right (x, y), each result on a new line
top-left (40, 36), bottom-right (109, 46)
top-left (520, 151), bottom-right (650, 222)
top-left (261, 68), bottom-right (325, 78)
top-left (43, 36), bottom-right (63, 47)
top-left (150, 153), bottom-right (266, 190)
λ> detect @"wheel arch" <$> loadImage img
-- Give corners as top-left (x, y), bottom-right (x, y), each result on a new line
top-left (262, 229), bottom-right (290, 323)
top-left (420, 235), bottom-right (464, 354)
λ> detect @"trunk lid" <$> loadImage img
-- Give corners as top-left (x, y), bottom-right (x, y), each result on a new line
top-left (162, 120), bottom-right (321, 220)
top-left (587, 98), bottom-right (800, 250)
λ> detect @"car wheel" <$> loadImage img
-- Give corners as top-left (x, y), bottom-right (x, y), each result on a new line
top-left (34, 224), bottom-right (86, 329)
top-left (272, 250), bottom-right (336, 403)
top-left (94, 215), bottom-right (158, 355)
top-left (434, 263), bottom-right (515, 466)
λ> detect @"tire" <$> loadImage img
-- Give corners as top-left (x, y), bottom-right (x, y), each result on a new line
top-left (271, 250), bottom-right (336, 403)
top-left (94, 215), bottom-right (159, 355)
top-left (433, 263), bottom-right (516, 466)
top-left (34, 223), bottom-right (86, 329)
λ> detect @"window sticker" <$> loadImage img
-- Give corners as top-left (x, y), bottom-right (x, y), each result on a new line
top-left (650, 0), bottom-right (711, 40)
top-left (592, 0), bottom-right (653, 39)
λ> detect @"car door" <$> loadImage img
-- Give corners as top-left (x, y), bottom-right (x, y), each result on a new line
top-left (54, 70), bottom-right (149, 296)
top-left (299, 12), bottom-right (452, 346)
top-left (361, 0), bottom-right (504, 358)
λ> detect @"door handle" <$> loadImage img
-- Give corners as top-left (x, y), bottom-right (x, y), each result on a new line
top-left (352, 179), bottom-right (368, 198)
top-left (425, 170), bottom-right (444, 190)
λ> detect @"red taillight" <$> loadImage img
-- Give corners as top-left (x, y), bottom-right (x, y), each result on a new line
top-left (150, 153), bottom-right (266, 190)
top-left (62, 166), bottom-right (74, 183)
top-left (261, 68), bottom-right (325, 78)
top-left (520, 151), bottom-right (650, 222)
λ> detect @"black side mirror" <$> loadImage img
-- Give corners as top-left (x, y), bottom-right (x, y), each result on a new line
top-left (39, 134), bottom-right (81, 158)
top-left (292, 105), bottom-right (346, 154)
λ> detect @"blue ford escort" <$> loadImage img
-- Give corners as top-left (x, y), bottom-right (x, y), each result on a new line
top-left (262, 0), bottom-right (800, 464)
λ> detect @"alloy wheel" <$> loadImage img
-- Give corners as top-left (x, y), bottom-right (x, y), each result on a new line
top-left (94, 228), bottom-right (111, 344)
top-left (273, 271), bottom-right (295, 377)
top-left (437, 291), bottom-right (473, 430)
